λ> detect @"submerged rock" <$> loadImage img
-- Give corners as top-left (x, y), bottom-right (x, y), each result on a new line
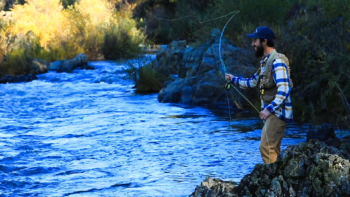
top-left (48, 53), bottom-right (94, 73)
top-left (190, 140), bottom-right (350, 197)
top-left (0, 74), bottom-right (37, 84)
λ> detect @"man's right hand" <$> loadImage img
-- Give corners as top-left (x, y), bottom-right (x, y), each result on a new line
top-left (225, 74), bottom-right (234, 81)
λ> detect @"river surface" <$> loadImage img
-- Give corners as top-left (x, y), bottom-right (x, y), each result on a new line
top-left (0, 57), bottom-right (308, 196)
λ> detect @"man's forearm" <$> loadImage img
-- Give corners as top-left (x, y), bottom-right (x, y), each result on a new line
top-left (231, 73), bottom-right (258, 89)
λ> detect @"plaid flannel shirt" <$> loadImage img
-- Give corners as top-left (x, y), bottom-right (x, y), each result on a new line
top-left (231, 50), bottom-right (293, 122)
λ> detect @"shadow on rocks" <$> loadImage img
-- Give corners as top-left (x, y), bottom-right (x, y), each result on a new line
top-left (190, 140), bottom-right (350, 197)
top-left (0, 74), bottom-right (37, 84)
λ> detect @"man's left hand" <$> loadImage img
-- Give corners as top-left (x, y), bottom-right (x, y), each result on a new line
top-left (260, 109), bottom-right (271, 120)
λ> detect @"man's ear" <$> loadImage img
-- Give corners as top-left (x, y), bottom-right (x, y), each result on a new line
top-left (262, 39), bottom-right (268, 46)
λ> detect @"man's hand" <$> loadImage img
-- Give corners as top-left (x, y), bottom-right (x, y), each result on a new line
top-left (225, 74), bottom-right (234, 81)
top-left (260, 108), bottom-right (271, 120)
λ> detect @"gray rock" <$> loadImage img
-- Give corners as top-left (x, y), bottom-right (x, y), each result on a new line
top-left (181, 86), bottom-right (193, 104)
top-left (307, 123), bottom-right (336, 142)
top-left (57, 60), bottom-right (75, 73)
top-left (48, 60), bottom-right (64, 71)
top-left (158, 30), bottom-right (256, 109)
top-left (210, 28), bottom-right (221, 42)
top-left (191, 140), bottom-right (350, 197)
top-left (190, 177), bottom-right (238, 197)
top-left (153, 40), bottom-right (187, 79)
top-left (47, 53), bottom-right (93, 73)
top-left (32, 58), bottom-right (49, 74)
top-left (0, 74), bottom-right (37, 83)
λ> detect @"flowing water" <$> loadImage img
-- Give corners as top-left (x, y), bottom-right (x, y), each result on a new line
top-left (0, 57), bottom-right (308, 196)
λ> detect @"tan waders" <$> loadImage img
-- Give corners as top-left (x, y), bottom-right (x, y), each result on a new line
top-left (259, 114), bottom-right (287, 164)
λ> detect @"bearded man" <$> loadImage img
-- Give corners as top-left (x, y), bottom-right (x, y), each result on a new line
top-left (225, 26), bottom-right (293, 164)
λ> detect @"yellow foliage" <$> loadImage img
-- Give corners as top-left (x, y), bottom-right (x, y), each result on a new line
top-left (1, 0), bottom-right (144, 64)
top-left (11, 0), bottom-right (68, 48)
top-left (75, 0), bottom-right (114, 27)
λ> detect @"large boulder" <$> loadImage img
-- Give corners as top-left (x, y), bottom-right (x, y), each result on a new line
top-left (152, 40), bottom-right (187, 79)
top-left (48, 53), bottom-right (94, 73)
top-left (158, 28), bottom-right (256, 109)
top-left (190, 140), bottom-right (350, 197)
top-left (307, 123), bottom-right (336, 142)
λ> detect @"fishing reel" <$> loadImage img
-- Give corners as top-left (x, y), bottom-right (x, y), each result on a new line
top-left (225, 80), bottom-right (233, 91)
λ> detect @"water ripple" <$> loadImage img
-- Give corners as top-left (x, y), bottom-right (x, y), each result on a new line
top-left (0, 59), bottom-right (307, 196)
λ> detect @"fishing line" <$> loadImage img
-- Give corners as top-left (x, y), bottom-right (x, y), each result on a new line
top-left (218, 12), bottom-right (269, 165)
top-left (151, 15), bottom-right (196, 22)
top-left (150, 10), bottom-right (240, 25)
top-left (218, 12), bottom-right (272, 164)
top-left (218, 11), bottom-right (259, 114)
top-left (153, 8), bottom-right (272, 163)
top-left (226, 91), bottom-right (232, 123)
top-left (153, 10), bottom-right (258, 113)
top-left (151, 10), bottom-right (256, 112)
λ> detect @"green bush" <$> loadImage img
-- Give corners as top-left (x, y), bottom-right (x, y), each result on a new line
top-left (123, 56), bottom-right (166, 93)
top-left (0, 34), bottom-right (40, 77)
top-left (102, 18), bottom-right (144, 60)
top-left (136, 63), bottom-right (164, 93)
top-left (277, 4), bottom-right (350, 124)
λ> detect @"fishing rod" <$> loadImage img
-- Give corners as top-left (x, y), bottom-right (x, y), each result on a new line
top-left (217, 13), bottom-right (272, 164)
top-left (152, 10), bottom-right (259, 113)
top-left (153, 8), bottom-right (272, 163)
top-left (224, 80), bottom-right (260, 113)
top-left (216, 11), bottom-right (260, 114)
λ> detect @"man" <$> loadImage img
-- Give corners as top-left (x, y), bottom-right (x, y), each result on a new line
top-left (225, 26), bottom-right (293, 164)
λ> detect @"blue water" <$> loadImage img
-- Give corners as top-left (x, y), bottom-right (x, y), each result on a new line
top-left (0, 58), bottom-right (307, 196)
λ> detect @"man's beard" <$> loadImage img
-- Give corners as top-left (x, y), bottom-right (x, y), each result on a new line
top-left (254, 43), bottom-right (264, 58)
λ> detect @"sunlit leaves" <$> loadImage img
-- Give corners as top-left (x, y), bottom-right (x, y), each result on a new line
top-left (3, 0), bottom-right (144, 61)
top-left (10, 0), bottom-right (71, 48)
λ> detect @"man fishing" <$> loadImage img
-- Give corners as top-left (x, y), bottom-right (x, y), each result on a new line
top-left (225, 26), bottom-right (293, 164)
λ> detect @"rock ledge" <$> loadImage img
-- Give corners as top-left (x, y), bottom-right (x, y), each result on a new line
top-left (190, 140), bottom-right (350, 197)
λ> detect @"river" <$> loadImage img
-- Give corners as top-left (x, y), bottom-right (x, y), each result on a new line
top-left (0, 58), bottom-right (308, 196)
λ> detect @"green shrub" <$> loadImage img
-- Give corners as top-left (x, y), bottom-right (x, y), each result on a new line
top-left (136, 63), bottom-right (163, 93)
top-left (102, 17), bottom-right (144, 60)
top-left (122, 56), bottom-right (166, 93)
top-left (0, 34), bottom-right (40, 77)
top-left (277, 5), bottom-right (350, 124)
top-left (123, 58), bottom-right (142, 87)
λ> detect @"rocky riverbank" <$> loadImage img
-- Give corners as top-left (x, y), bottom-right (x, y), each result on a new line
top-left (190, 139), bottom-right (350, 197)
top-left (0, 53), bottom-right (94, 84)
